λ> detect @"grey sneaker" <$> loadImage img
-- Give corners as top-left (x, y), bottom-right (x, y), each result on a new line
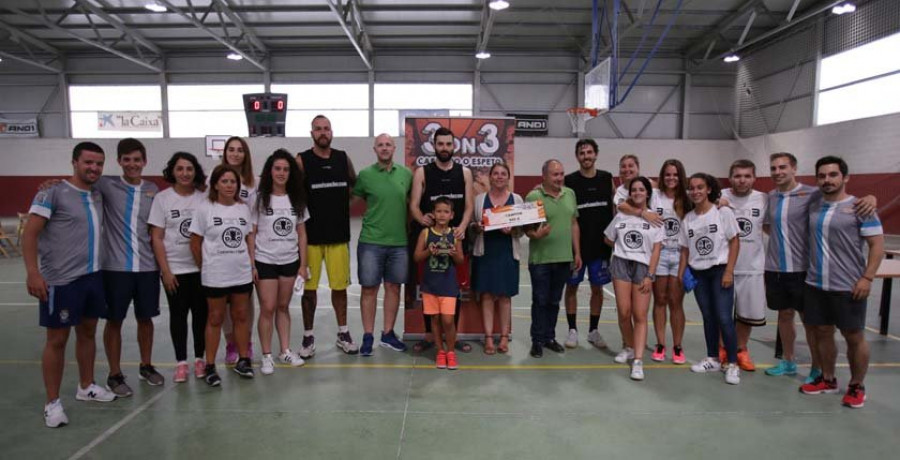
top-left (139, 364), bottom-right (165, 386)
top-left (106, 373), bottom-right (133, 397)
top-left (564, 329), bottom-right (578, 348)
top-left (587, 329), bottom-right (607, 349)
top-left (336, 331), bottom-right (359, 355)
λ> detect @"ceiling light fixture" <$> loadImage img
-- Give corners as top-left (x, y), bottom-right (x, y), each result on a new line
top-left (489, 1), bottom-right (510, 11)
top-left (831, 2), bottom-right (856, 15)
top-left (723, 54), bottom-right (740, 63)
top-left (475, 51), bottom-right (491, 59)
top-left (144, 2), bottom-right (167, 13)
top-left (226, 52), bottom-right (244, 61)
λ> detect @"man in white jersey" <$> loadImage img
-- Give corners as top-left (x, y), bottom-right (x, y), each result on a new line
top-left (97, 138), bottom-right (164, 396)
top-left (23, 142), bottom-right (117, 428)
top-left (798, 156), bottom-right (883, 409)
top-left (763, 152), bottom-right (876, 380)
top-left (721, 160), bottom-right (767, 372)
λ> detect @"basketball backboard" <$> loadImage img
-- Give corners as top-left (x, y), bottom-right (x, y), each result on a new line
top-left (584, 58), bottom-right (612, 119)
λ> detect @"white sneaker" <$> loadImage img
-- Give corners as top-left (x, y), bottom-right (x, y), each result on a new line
top-left (587, 329), bottom-right (607, 349)
top-left (614, 347), bottom-right (635, 364)
top-left (298, 335), bottom-right (316, 359)
top-left (44, 399), bottom-right (68, 428)
top-left (630, 360), bottom-right (645, 381)
top-left (691, 357), bottom-right (722, 373)
top-left (279, 349), bottom-right (305, 367)
top-left (260, 354), bottom-right (275, 375)
top-left (564, 329), bottom-right (578, 348)
top-left (75, 383), bottom-right (116, 402)
top-left (724, 363), bottom-right (741, 385)
top-left (336, 331), bottom-right (359, 355)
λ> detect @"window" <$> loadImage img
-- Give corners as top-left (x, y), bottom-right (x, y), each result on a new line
top-left (270, 84), bottom-right (369, 137)
top-left (69, 85), bottom-right (162, 138)
top-left (374, 84), bottom-right (473, 136)
top-left (167, 84), bottom-right (264, 137)
top-left (817, 32), bottom-right (900, 125)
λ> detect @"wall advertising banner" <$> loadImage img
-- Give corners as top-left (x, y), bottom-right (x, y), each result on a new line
top-left (97, 111), bottom-right (163, 132)
top-left (0, 118), bottom-right (39, 137)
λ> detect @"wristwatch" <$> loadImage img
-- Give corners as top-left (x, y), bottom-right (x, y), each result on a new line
top-left (646, 273), bottom-right (656, 282)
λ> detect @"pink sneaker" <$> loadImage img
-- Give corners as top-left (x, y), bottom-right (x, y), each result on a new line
top-left (174, 362), bottom-right (189, 383)
top-left (651, 344), bottom-right (666, 362)
top-left (194, 359), bottom-right (206, 379)
top-left (225, 343), bottom-right (238, 365)
top-left (672, 346), bottom-right (686, 364)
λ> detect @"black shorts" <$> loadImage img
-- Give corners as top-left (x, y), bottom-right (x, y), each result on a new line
top-left (102, 270), bottom-right (161, 321)
top-left (802, 284), bottom-right (867, 331)
top-left (255, 260), bottom-right (300, 280)
top-left (764, 271), bottom-right (806, 312)
top-left (204, 283), bottom-right (254, 299)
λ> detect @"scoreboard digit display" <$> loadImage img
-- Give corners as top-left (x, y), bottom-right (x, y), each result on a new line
top-left (242, 93), bottom-right (288, 137)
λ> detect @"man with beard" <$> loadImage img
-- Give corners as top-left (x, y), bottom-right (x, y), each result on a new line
top-left (563, 139), bottom-right (615, 349)
top-left (296, 115), bottom-right (359, 356)
top-left (23, 142), bottom-right (118, 428)
top-left (408, 127), bottom-right (474, 353)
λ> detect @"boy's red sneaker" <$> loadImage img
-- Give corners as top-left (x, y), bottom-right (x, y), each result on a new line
top-left (446, 351), bottom-right (458, 370)
top-left (436, 350), bottom-right (447, 369)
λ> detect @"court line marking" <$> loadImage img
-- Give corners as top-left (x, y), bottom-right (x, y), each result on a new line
top-left (68, 384), bottom-right (174, 460)
top-left (396, 356), bottom-right (416, 459)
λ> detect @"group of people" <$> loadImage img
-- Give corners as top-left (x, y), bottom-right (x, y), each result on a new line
top-left (22, 115), bottom-right (885, 429)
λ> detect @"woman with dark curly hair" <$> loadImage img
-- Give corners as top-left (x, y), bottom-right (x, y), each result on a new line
top-left (149, 152), bottom-right (208, 383)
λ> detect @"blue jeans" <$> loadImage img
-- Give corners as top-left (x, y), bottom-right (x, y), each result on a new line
top-left (693, 264), bottom-right (737, 362)
top-left (529, 262), bottom-right (570, 345)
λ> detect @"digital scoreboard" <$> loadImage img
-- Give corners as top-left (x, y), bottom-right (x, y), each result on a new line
top-left (242, 93), bottom-right (288, 137)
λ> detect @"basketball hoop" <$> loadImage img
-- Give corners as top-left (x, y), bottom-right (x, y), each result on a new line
top-left (567, 107), bottom-right (600, 135)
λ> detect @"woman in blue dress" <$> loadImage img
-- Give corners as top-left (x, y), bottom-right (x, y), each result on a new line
top-left (470, 163), bottom-right (524, 354)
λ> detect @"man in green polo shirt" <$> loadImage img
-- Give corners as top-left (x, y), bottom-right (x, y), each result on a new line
top-left (525, 159), bottom-right (582, 358)
top-left (352, 133), bottom-right (413, 356)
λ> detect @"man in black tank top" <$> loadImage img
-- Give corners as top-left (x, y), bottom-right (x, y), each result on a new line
top-left (563, 139), bottom-right (616, 350)
top-left (295, 115), bottom-right (359, 357)
top-left (409, 127), bottom-right (474, 353)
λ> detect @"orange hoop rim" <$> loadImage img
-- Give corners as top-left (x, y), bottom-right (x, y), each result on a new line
top-left (567, 107), bottom-right (599, 117)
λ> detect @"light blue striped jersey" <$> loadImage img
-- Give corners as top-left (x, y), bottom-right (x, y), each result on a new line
top-left (29, 181), bottom-right (103, 285)
top-left (764, 183), bottom-right (821, 273)
top-left (96, 176), bottom-right (159, 272)
top-left (806, 196), bottom-right (883, 292)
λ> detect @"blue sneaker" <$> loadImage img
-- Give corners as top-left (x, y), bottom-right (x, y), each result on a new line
top-left (765, 359), bottom-right (798, 376)
top-left (360, 333), bottom-right (374, 357)
top-left (804, 367), bottom-right (822, 384)
top-left (380, 330), bottom-right (408, 352)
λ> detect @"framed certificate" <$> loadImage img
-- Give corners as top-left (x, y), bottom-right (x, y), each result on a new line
top-left (482, 201), bottom-right (546, 231)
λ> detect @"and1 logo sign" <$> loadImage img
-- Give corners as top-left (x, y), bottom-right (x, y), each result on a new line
top-left (737, 218), bottom-right (752, 238)
top-left (179, 218), bottom-right (192, 238)
top-left (624, 231), bottom-right (643, 249)
top-left (222, 227), bottom-right (243, 248)
top-left (664, 218), bottom-right (680, 237)
top-left (273, 217), bottom-right (293, 236)
top-left (695, 236), bottom-right (714, 256)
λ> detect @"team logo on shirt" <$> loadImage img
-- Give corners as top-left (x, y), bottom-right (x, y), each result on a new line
top-left (179, 219), bottom-right (192, 238)
top-left (664, 218), bottom-right (680, 237)
top-left (696, 236), bottom-right (714, 256)
top-left (222, 227), bottom-right (244, 248)
top-left (624, 231), bottom-right (643, 249)
top-left (737, 218), bottom-right (753, 238)
top-left (273, 217), bottom-right (293, 236)
top-left (239, 189), bottom-right (249, 199)
top-left (59, 309), bottom-right (70, 323)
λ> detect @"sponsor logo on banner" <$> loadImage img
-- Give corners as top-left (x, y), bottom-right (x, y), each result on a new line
top-left (97, 112), bottom-right (162, 132)
top-left (404, 117), bottom-right (516, 195)
top-left (507, 113), bottom-right (548, 137)
top-left (0, 118), bottom-right (39, 137)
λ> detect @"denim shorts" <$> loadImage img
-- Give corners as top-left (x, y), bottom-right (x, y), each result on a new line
top-left (357, 242), bottom-right (409, 287)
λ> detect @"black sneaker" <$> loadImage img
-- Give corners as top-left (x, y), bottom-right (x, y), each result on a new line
top-left (233, 358), bottom-right (255, 378)
top-left (544, 340), bottom-right (565, 353)
top-left (530, 343), bottom-right (543, 358)
top-left (106, 373), bottom-right (133, 397)
top-left (139, 364), bottom-right (165, 386)
top-left (204, 365), bottom-right (221, 387)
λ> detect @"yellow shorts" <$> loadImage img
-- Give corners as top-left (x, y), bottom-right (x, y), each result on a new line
top-left (305, 243), bottom-right (351, 291)
top-left (422, 293), bottom-right (456, 315)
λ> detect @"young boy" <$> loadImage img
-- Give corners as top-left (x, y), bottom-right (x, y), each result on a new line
top-left (414, 197), bottom-right (464, 370)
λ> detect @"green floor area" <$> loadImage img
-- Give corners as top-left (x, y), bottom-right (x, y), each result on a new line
top-left (1, 243), bottom-right (898, 459)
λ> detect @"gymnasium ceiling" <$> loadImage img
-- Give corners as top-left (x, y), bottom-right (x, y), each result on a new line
top-left (0, 0), bottom-right (838, 72)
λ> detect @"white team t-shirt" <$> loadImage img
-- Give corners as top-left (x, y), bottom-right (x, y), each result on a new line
top-left (680, 205), bottom-right (739, 271)
top-left (252, 194), bottom-right (311, 265)
top-left (721, 188), bottom-right (767, 275)
top-left (148, 188), bottom-right (206, 275)
top-left (603, 213), bottom-right (664, 266)
top-left (653, 192), bottom-right (682, 250)
top-left (189, 200), bottom-right (253, 288)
